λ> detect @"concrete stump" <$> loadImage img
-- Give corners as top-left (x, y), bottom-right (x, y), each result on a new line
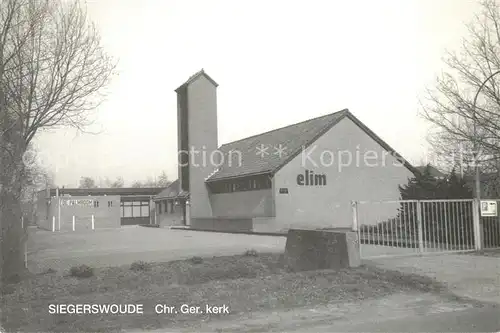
top-left (284, 229), bottom-right (361, 272)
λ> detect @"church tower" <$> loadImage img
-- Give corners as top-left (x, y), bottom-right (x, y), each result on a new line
top-left (176, 69), bottom-right (218, 218)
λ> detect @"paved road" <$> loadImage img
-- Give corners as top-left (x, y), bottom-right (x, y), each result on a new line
top-left (308, 306), bottom-right (500, 332)
top-left (27, 227), bottom-right (286, 272)
top-left (27, 226), bottom-right (420, 272)
top-left (128, 292), bottom-right (494, 333)
top-left (368, 254), bottom-right (500, 304)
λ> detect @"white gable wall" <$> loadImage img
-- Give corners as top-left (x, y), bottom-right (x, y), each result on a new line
top-left (271, 116), bottom-right (414, 231)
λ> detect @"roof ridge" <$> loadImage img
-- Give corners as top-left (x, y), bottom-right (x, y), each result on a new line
top-left (175, 69), bottom-right (218, 91)
top-left (219, 109), bottom-right (348, 148)
top-left (186, 68), bottom-right (205, 81)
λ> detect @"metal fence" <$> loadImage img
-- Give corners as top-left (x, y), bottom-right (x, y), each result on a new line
top-left (481, 200), bottom-right (500, 250)
top-left (353, 199), bottom-right (483, 259)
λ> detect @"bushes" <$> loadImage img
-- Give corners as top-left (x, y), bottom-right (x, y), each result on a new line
top-left (130, 261), bottom-right (152, 272)
top-left (189, 256), bottom-right (203, 264)
top-left (39, 268), bottom-right (56, 275)
top-left (243, 249), bottom-right (258, 257)
top-left (69, 265), bottom-right (94, 278)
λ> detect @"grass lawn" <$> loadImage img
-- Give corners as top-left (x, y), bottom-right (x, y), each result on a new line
top-left (2, 252), bottom-right (448, 333)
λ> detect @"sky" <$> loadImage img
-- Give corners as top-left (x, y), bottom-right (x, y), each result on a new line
top-left (34, 0), bottom-right (482, 187)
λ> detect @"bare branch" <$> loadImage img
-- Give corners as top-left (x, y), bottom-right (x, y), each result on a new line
top-left (0, 0), bottom-right (116, 281)
top-left (421, 0), bottom-right (500, 182)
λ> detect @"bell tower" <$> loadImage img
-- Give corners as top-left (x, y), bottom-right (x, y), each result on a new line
top-left (176, 69), bottom-right (218, 218)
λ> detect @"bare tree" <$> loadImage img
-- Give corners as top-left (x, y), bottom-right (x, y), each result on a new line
top-left (0, 0), bottom-right (116, 281)
top-left (104, 176), bottom-right (124, 188)
top-left (131, 180), bottom-right (143, 188)
top-left (421, 0), bottom-right (500, 189)
top-left (130, 172), bottom-right (171, 188)
top-left (78, 176), bottom-right (96, 189)
top-left (157, 170), bottom-right (171, 188)
top-left (20, 147), bottom-right (53, 225)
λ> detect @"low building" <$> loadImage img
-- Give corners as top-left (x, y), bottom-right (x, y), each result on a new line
top-left (154, 70), bottom-right (418, 232)
top-left (36, 187), bottom-right (164, 231)
top-left (154, 180), bottom-right (189, 226)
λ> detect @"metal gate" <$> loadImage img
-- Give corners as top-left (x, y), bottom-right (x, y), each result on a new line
top-left (352, 199), bottom-right (482, 259)
top-left (481, 199), bottom-right (500, 250)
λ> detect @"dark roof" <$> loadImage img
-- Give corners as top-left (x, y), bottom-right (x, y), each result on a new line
top-left (415, 165), bottom-right (447, 178)
top-left (175, 69), bottom-right (218, 92)
top-left (153, 180), bottom-right (189, 201)
top-left (206, 109), bottom-right (418, 182)
top-left (45, 187), bottom-right (165, 197)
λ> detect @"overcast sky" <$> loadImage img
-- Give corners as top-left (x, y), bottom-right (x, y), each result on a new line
top-left (35, 0), bottom-right (481, 187)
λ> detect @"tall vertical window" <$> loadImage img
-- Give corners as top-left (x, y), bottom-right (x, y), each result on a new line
top-left (141, 205), bottom-right (150, 217)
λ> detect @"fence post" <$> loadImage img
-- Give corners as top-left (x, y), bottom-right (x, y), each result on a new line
top-left (351, 201), bottom-right (361, 258)
top-left (58, 195), bottom-right (61, 231)
top-left (52, 216), bottom-right (55, 232)
top-left (351, 201), bottom-right (359, 232)
top-left (24, 241), bottom-right (27, 268)
top-left (72, 216), bottom-right (75, 231)
top-left (417, 201), bottom-right (424, 254)
top-left (473, 199), bottom-right (482, 251)
top-left (154, 203), bottom-right (158, 225)
top-left (91, 215), bottom-right (95, 230)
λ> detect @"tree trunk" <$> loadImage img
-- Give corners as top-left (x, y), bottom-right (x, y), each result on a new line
top-left (0, 121), bottom-right (28, 285)
top-left (0, 185), bottom-right (25, 284)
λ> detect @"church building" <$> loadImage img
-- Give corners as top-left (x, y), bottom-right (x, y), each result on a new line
top-left (154, 70), bottom-right (417, 233)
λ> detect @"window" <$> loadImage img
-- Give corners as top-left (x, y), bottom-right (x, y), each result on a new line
top-left (120, 201), bottom-right (150, 218)
top-left (123, 205), bottom-right (132, 217)
top-left (108, 201), bottom-right (113, 207)
top-left (94, 200), bottom-right (99, 208)
top-left (141, 205), bottom-right (150, 217)
top-left (208, 175), bottom-right (272, 194)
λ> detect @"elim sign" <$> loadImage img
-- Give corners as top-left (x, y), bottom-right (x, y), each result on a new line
top-left (296, 169), bottom-right (327, 186)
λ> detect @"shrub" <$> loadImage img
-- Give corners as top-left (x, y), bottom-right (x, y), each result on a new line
top-left (40, 268), bottom-right (56, 275)
top-left (130, 260), bottom-right (151, 272)
top-left (189, 256), bottom-right (203, 264)
top-left (0, 284), bottom-right (16, 295)
top-left (243, 249), bottom-right (258, 257)
top-left (69, 264), bottom-right (94, 278)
